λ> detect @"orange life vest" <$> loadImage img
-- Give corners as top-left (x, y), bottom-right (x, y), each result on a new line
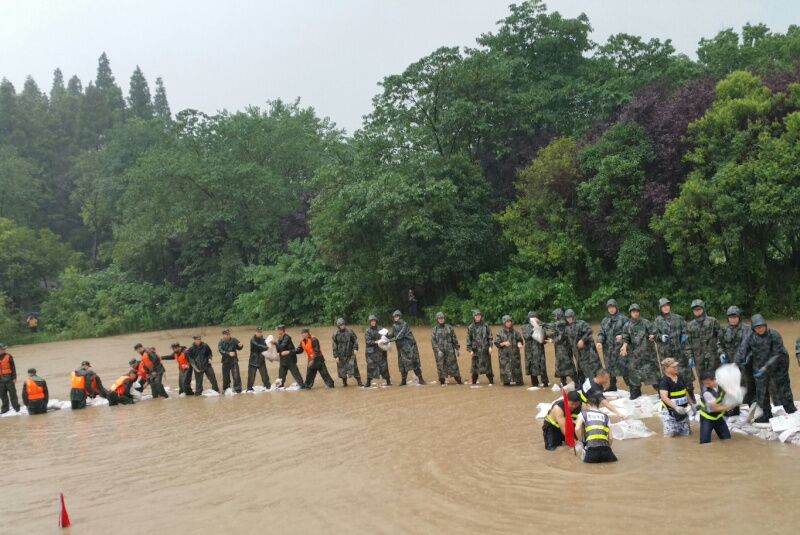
top-left (175, 352), bottom-right (190, 370)
top-left (71, 371), bottom-right (86, 390)
top-left (27, 317), bottom-right (38, 328)
top-left (141, 352), bottom-right (154, 372)
top-left (26, 378), bottom-right (45, 400)
top-left (300, 337), bottom-right (318, 359)
top-left (110, 375), bottom-right (131, 396)
top-left (137, 362), bottom-right (147, 380)
top-left (0, 354), bottom-right (12, 376)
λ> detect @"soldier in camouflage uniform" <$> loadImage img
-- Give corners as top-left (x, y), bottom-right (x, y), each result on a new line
top-left (364, 315), bottom-right (390, 387)
top-left (494, 315), bottom-right (524, 386)
top-left (744, 315), bottom-right (796, 423)
top-left (387, 310), bottom-right (426, 386)
top-left (467, 309), bottom-right (494, 385)
top-left (431, 312), bottom-right (462, 385)
top-left (596, 299), bottom-right (628, 391)
top-left (685, 299), bottom-right (722, 382)
top-left (621, 304), bottom-right (660, 399)
top-left (564, 309), bottom-right (602, 383)
top-left (544, 308), bottom-right (577, 386)
top-left (522, 311), bottom-right (548, 387)
top-left (332, 318), bottom-right (362, 387)
top-left (720, 306), bottom-right (753, 409)
top-left (653, 298), bottom-right (694, 400)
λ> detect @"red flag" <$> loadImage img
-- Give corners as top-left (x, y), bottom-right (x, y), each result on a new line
top-left (59, 493), bottom-right (71, 528)
top-left (562, 387), bottom-right (576, 448)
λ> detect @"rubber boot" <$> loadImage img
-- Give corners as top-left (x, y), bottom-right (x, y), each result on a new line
top-left (560, 376), bottom-right (568, 387)
top-left (439, 378), bottom-right (445, 385)
top-left (471, 373), bottom-right (478, 385)
top-left (607, 376), bottom-right (618, 392)
top-left (356, 377), bottom-right (363, 387)
top-left (455, 376), bottom-right (462, 384)
top-left (531, 376), bottom-right (539, 387)
top-left (400, 372), bottom-right (408, 386)
top-left (541, 376), bottom-right (549, 388)
top-left (488, 374), bottom-right (494, 385)
top-left (342, 378), bottom-right (348, 387)
top-left (630, 385), bottom-right (642, 400)
top-left (363, 379), bottom-right (371, 388)
top-left (415, 369), bottom-right (425, 385)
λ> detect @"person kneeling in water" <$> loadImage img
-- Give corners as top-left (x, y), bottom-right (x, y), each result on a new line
top-left (697, 370), bottom-right (733, 444)
top-left (542, 390), bottom-right (581, 450)
top-left (576, 394), bottom-right (617, 463)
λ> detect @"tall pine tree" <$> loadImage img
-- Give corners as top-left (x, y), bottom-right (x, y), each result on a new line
top-left (127, 65), bottom-right (153, 119)
top-left (153, 76), bottom-right (171, 120)
top-left (50, 68), bottom-right (66, 102)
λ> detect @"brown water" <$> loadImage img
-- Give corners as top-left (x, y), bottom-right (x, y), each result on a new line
top-left (3, 322), bottom-right (800, 534)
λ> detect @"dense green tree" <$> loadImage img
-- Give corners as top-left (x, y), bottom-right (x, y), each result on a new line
top-left (153, 77), bottom-right (171, 120)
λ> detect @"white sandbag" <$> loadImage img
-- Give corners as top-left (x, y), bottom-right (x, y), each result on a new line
top-left (0, 408), bottom-right (25, 417)
top-left (551, 382), bottom-right (575, 392)
top-left (378, 328), bottom-right (389, 336)
top-left (224, 388), bottom-right (236, 397)
top-left (530, 317), bottom-right (545, 344)
top-left (611, 419), bottom-right (655, 440)
top-left (48, 399), bottom-right (71, 411)
top-left (378, 335), bottom-right (391, 352)
top-left (248, 385), bottom-right (269, 393)
top-left (201, 389), bottom-right (219, 397)
top-left (715, 364), bottom-right (745, 405)
top-left (87, 397), bottom-right (109, 407)
top-left (536, 403), bottom-right (552, 419)
top-left (603, 389), bottom-right (630, 400)
top-left (284, 383), bottom-right (301, 391)
top-left (527, 386), bottom-right (541, 391)
top-left (262, 335), bottom-right (280, 362)
top-left (770, 410), bottom-right (800, 432)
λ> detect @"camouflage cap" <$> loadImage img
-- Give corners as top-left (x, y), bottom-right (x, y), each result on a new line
top-left (436, 311), bottom-right (445, 319)
top-left (751, 314), bottom-right (767, 327)
top-left (368, 314), bottom-right (378, 322)
top-left (502, 314), bottom-right (513, 323)
top-left (726, 306), bottom-right (741, 317)
top-left (336, 318), bottom-right (345, 326)
top-left (606, 299), bottom-right (618, 308)
top-left (629, 303), bottom-right (641, 312)
top-left (552, 308), bottom-right (563, 318)
top-left (658, 297), bottom-right (671, 308)
top-left (691, 299), bottom-right (705, 309)
top-left (528, 311), bottom-right (537, 318)
top-left (564, 309), bottom-right (575, 318)
top-left (392, 310), bottom-right (402, 317)
top-left (472, 309), bottom-right (482, 317)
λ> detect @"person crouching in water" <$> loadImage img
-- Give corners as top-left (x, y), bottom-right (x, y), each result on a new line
top-left (70, 361), bottom-right (107, 409)
top-left (698, 370), bottom-right (733, 444)
top-left (543, 390), bottom-right (581, 450)
top-left (22, 368), bottom-right (48, 414)
top-left (658, 358), bottom-right (691, 437)
top-left (107, 369), bottom-right (138, 406)
top-left (297, 328), bottom-right (335, 388)
top-left (576, 394), bottom-right (617, 463)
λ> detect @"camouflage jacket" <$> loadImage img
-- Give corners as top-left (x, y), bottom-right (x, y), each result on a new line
top-left (653, 313), bottom-right (686, 359)
top-left (467, 322), bottom-right (492, 352)
top-left (332, 328), bottom-right (359, 359)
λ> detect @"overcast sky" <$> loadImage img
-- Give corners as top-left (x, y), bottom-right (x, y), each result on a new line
top-left (1, 0), bottom-right (797, 133)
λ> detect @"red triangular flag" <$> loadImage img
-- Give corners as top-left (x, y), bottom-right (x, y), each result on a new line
top-left (562, 387), bottom-right (576, 448)
top-left (59, 493), bottom-right (71, 528)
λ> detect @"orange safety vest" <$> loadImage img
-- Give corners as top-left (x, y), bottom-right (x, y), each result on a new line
top-left (300, 337), bottom-right (319, 359)
top-left (110, 375), bottom-right (131, 396)
top-left (26, 378), bottom-right (45, 400)
top-left (71, 371), bottom-right (86, 390)
top-left (141, 352), bottom-right (154, 372)
top-left (0, 354), bottom-right (12, 376)
top-left (137, 362), bottom-right (147, 380)
top-left (175, 352), bottom-right (190, 370)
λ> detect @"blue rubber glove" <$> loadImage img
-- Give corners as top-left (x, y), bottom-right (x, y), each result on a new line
top-left (680, 334), bottom-right (688, 345)
top-left (688, 358), bottom-right (696, 369)
top-left (720, 353), bottom-right (728, 364)
top-left (754, 368), bottom-right (765, 379)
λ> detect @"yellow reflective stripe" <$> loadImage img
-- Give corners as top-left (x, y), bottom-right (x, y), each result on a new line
top-left (585, 425), bottom-right (610, 433)
top-left (586, 435), bottom-right (609, 441)
top-left (545, 416), bottom-right (560, 429)
top-left (699, 410), bottom-right (725, 421)
top-left (579, 390), bottom-right (588, 403)
top-left (670, 389), bottom-right (687, 397)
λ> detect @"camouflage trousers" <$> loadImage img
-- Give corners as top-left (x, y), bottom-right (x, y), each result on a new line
top-left (366, 350), bottom-right (390, 380)
top-left (525, 345), bottom-right (547, 378)
top-left (471, 349), bottom-right (493, 377)
top-left (695, 352), bottom-right (721, 378)
top-left (757, 367), bottom-right (795, 414)
top-left (575, 347), bottom-right (602, 381)
top-left (336, 354), bottom-right (361, 380)
top-left (603, 348), bottom-right (629, 381)
top-left (554, 346), bottom-right (576, 378)
top-left (396, 342), bottom-right (421, 375)
top-left (498, 350), bottom-right (524, 384)
top-left (628, 353), bottom-right (661, 388)
top-left (434, 350), bottom-right (460, 380)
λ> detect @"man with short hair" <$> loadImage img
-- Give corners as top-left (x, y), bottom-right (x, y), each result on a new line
top-left (744, 314), bottom-right (796, 423)
top-left (596, 299), bottom-right (628, 391)
top-left (542, 390), bottom-right (581, 451)
top-left (720, 306), bottom-right (752, 411)
top-left (297, 328), bottom-right (334, 388)
top-left (70, 361), bottom-right (106, 409)
top-left (653, 298), bottom-right (693, 400)
top-left (494, 315), bottom-right (524, 386)
top-left (161, 342), bottom-right (194, 395)
top-left (22, 368), bottom-right (48, 414)
top-left (275, 325), bottom-right (306, 388)
top-left (332, 318), bottom-right (362, 387)
top-left (685, 299), bottom-right (722, 379)
top-left (107, 369), bottom-right (138, 406)
top-left (387, 310), bottom-right (425, 386)
top-left (431, 312), bottom-right (462, 385)
top-left (186, 335), bottom-right (219, 395)
top-left (135, 343), bottom-right (168, 398)
top-left (0, 342), bottom-right (20, 414)
top-left (218, 329), bottom-right (243, 393)
top-left (522, 311), bottom-right (548, 387)
top-left (364, 315), bottom-right (391, 387)
top-left (620, 304), bottom-right (660, 400)
top-left (564, 309), bottom-right (602, 385)
top-left (545, 308), bottom-right (577, 387)
top-left (246, 327), bottom-right (271, 391)
top-left (466, 309), bottom-right (493, 385)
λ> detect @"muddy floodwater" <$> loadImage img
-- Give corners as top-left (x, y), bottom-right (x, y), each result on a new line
top-left (3, 322), bottom-right (800, 534)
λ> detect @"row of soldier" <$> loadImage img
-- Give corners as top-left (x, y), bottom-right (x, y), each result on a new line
top-left (0, 300), bottom-right (797, 421)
